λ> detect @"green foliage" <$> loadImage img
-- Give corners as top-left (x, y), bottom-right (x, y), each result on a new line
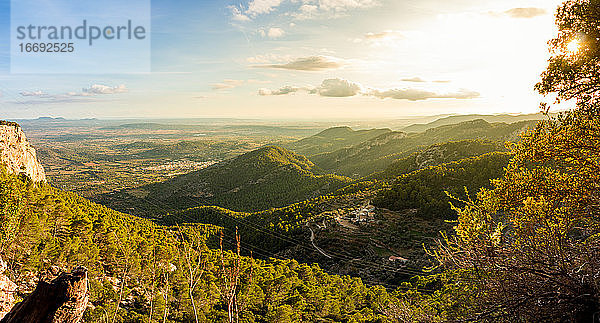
top-left (536, 0), bottom-right (600, 112)
top-left (401, 114), bottom-right (549, 133)
top-left (284, 126), bottom-right (392, 156)
top-left (0, 167), bottom-right (402, 322)
top-left (422, 1), bottom-right (600, 320)
top-left (373, 152), bottom-right (511, 218)
top-left (310, 120), bottom-right (534, 178)
top-left (373, 140), bottom-right (507, 180)
top-left (104, 146), bottom-right (351, 215)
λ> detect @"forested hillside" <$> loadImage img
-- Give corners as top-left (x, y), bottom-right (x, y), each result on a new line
top-left (0, 166), bottom-right (409, 322)
top-left (99, 146), bottom-right (350, 215)
top-left (373, 140), bottom-right (507, 180)
top-left (310, 119), bottom-right (532, 177)
top-left (373, 152), bottom-right (512, 218)
top-left (402, 113), bottom-right (549, 133)
top-left (283, 126), bottom-right (392, 156)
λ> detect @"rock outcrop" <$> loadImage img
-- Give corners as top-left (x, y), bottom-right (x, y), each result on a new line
top-left (0, 258), bottom-right (17, 320)
top-left (0, 121), bottom-right (46, 182)
top-left (0, 266), bottom-right (89, 323)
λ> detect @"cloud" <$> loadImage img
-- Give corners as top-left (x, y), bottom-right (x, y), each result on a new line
top-left (502, 7), bottom-right (547, 18)
top-left (257, 78), bottom-right (478, 101)
top-left (318, 0), bottom-right (380, 12)
top-left (267, 27), bottom-right (285, 38)
top-left (353, 30), bottom-right (404, 45)
top-left (254, 56), bottom-right (342, 71)
top-left (212, 79), bottom-right (245, 90)
top-left (401, 77), bottom-right (426, 83)
top-left (10, 84), bottom-right (128, 105)
top-left (318, 78), bottom-right (361, 97)
top-left (369, 88), bottom-right (480, 101)
top-left (259, 86), bottom-right (302, 96)
top-left (247, 0), bottom-right (283, 17)
top-left (20, 90), bottom-right (49, 97)
top-left (228, 5), bottom-right (251, 21)
top-left (257, 78), bottom-right (360, 97)
top-left (82, 84), bottom-right (128, 95)
top-left (365, 30), bottom-right (402, 39)
top-left (290, 0), bottom-right (380, 20)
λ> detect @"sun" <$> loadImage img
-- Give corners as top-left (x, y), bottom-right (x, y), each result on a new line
top-left (567, 39), bottom-right (581, 53)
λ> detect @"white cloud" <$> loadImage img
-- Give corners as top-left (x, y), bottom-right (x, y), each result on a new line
top-left (82, 84), bottom-right (128, 95)
top-left (401, 77), bottom-right (426, 83)
top-left (369, 88), bottom-right (480, 101)
top-left (318, 78), bottom-right (361, 97)
top-left (247, 0), bottom-right (283, 17)
top-left (258, 78), bottom-right (360, 97)
top-left (259, 85), bottom-right (301, 96)
top-left (488, 7), bottom-right (548, 19)
top-left (228, 5), bottom-right (251, 21)
top-left (505, 8), bottom-right (547, 18)
top-left (12, 84), bottom-right (128, 105)
top-left (353, 30), bottom-right (404, 46)
top-left (257, 78), bottom-right (479, 101)
top-left (247, 53), bottom-right (294, 64)
top-left (253, 56), bottom-right (343, 71)
top-left (267, 27), bottom-right (285, 38)
top-left (20, 90), bottom-right (49, 97)
top-left (318, 0), bottom-right (379, 12)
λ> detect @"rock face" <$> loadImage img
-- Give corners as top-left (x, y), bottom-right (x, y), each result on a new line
top-left (0, 258), bottom-right (17, 320)
top-left (0, 121), bottom-right (46, 182)
top-left (0, 266), bottom-right (89, 323)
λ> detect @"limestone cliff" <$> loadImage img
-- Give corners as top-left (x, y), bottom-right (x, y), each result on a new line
top-left (0, 121), bottom-right (46, 182)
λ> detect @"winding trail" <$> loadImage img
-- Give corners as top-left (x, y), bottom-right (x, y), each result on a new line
top-left (307, 225), bottom-right (332, 259)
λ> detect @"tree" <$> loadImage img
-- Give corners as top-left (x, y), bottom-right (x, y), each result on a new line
top-left (177, 225), bottom-right (206, 323)
top-left (536, 0), bottom-right (600, 112)
top-left (431, 0), bottom-right (600, 321)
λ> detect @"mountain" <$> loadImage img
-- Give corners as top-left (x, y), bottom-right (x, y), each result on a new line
top-left (0, 160), bottom-right (399, 322)
top-left (402, 113), bottom-right (550, 133)
top-left (0, 121), bottom-right (46, 182)
top-left (310, 119), bottom-right (535, 177)
top-left (100, 146), bottom-right (351, 215)
top-left (373, 152), bottom-right (512, 217)
top-left (283, 126), bottom-right (392, 156)
top-left (372, 139), bottom-right (508, 180)
top-left (0, 124), bottom-right (405, 322)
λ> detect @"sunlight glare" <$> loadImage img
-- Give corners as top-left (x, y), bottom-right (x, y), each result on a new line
top-left (567, 40), bottom-right (580, 53)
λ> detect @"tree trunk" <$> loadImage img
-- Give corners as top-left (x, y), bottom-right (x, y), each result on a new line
top-left (0, 266), bottom-right (89, 323)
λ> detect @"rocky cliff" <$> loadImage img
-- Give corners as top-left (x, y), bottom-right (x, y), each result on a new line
top-left (0, 121), bottom-right (46, 182)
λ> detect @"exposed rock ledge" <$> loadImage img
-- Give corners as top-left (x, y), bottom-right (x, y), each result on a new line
top-left (0, 121), bottom-right (46, 182)
top-left (0, 266), bottom-right (89, 323)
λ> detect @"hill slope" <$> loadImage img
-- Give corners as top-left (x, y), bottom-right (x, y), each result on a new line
top-left (402, 113), bottom-right (550, 133)
top-left (283, 126), bottom-right (392, 156)
top-left (373, 139), bottom-right (508, 180)
top-left (373, 152), bottom-right (512, 217)
top-left (0, 163), bottom-right (403, 322)
top-left (310, 119), bottom-right (534, 177)
top-left (100, 146), bottom-right (351, 215)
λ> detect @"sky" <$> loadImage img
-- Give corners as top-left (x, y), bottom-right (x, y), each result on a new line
top-left (0, 0), bottom-right (566, 119)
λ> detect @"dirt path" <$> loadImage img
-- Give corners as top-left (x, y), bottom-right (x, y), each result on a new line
top-left (307, 226), bottom-right (332, 259)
